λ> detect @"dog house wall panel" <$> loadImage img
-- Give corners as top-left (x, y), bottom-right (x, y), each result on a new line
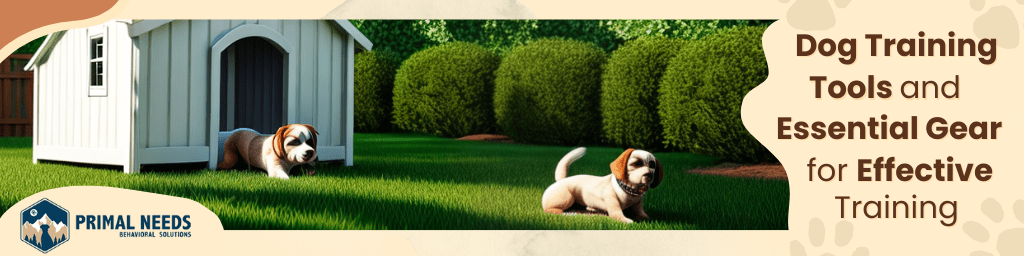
top-left (134, 22), bottom-right (214, 166)
top-left (290, 20), bottom-right (350, 156)
top-left (32, 21), bottom-right (133, 167)
top-left (189, 20), bottom-right (212, 147)
top-left (135, 20), bottom-right (218, 152)
top-left (136, 21), bottom-right (233, 165)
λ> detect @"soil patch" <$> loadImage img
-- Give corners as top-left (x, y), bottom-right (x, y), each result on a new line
top-left (456, 134), bottom-right (514, 143)
top-left (688, 162), bottom-right (788, 180)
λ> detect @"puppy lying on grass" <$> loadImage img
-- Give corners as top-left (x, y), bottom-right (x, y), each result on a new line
top-left (218, 124), bottom-right (319, 179)
top-left (542, 147), bottom-right (663, 223)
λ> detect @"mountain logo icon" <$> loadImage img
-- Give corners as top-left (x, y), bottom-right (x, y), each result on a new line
top-left (20, 198), bottom-right (69, 254)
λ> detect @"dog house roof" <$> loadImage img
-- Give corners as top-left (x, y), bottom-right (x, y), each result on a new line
top-left (25, 19), bottom-right (373, 71)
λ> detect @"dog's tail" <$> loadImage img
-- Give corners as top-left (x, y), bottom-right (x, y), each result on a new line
top-left (555, 147), bottom-right (587, 181)
top-left (217, 132), bottom-right (242, 170)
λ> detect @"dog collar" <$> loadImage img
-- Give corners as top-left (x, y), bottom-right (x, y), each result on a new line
top-left (616, 178), bottom-right (648, 197)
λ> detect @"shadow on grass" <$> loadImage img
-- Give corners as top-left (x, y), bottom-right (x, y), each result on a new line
top-left (37, 160), bottom-right (122, 172)
top-left (123, 181), bottom-right (572, 230)
top-left (336, 133), bottom-right (724, 190)
top-left (643, 174), bottom-right (790, 230)
top-left (333, 137), bottom-right (575, 189)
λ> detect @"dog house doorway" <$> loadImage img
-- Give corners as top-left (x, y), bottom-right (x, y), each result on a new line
top-left (219, 37), bottom-right (285, 134)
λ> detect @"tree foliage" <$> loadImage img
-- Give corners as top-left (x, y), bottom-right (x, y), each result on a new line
top-left (13, 36), bottom-right (46, 54)
top-left (351, 20), bottom-right (774, 60)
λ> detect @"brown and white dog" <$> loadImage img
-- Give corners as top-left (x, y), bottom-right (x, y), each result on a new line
top-left (541, 147), bottom-right (663, 223)
top-left (217, 124), bottom-right (319, 179)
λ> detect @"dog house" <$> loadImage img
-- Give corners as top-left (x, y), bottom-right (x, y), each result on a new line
top-left (26, 20), bottom-right (372, 173)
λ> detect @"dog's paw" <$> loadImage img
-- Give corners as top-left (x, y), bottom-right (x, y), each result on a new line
top-left (611, 215), bottom-right (635, 224)
top-left (963, 198), bottom-right (1024, 256)
top-left (791, 218), bottom-right (867, 256)
top-left (972, 2), bottom-right (1021, 48)
top-left (543, 208), bottom-right (564, 214)
top-left (275, 172), bottom-right (291, 180)
top-left (784, 0), bottom-right (842, 31)
top-left (305, 164), bottom-right (316, 176)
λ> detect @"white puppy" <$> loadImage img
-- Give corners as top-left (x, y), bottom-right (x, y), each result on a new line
top-left (541, 147), bottom-right (663, 223)
top-left (217, 124), bottom-right (319, 179)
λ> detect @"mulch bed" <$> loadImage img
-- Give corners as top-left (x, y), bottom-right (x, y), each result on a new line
top-left (456, 134), bottom-right (514, 143)
top-left (687, 162), bottom-right (788, 180)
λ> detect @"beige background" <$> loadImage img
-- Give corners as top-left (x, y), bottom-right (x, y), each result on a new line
top-left (3, 0), bottom-right (1023, 255)
top-left (747, 0), bottom-right (1024, 255)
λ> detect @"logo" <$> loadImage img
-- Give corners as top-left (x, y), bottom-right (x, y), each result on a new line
top-left (21, 198), bottom-right (69, 253)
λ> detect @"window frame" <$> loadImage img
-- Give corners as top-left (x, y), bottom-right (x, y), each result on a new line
top-left (87, 25), bottom-right (108, 97)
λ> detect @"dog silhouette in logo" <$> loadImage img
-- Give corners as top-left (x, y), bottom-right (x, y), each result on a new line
top-left (21, 198), bottom-right (70, 253)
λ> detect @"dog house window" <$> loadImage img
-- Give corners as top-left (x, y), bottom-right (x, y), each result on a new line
top-left (89, 38), bottom-right (103, 85)
top-left (88, 26), bottom-right (108, 97)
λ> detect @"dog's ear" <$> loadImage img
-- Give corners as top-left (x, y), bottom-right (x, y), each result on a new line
top-left (302, 124), bottom-right (318, 149)
top-left (272, 125), bottom-right (290, 159)
top-left (610, 148), bottom-right (634, 181)
top-left (650, 157), bottom-right (664, 188)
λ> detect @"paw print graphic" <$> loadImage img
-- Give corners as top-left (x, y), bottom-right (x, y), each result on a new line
top-left (962, 198), bottom-right (1024, 255)
top-left (791, 218), bottom-right (869, 256)
top-left (780, 0), bottom-right (852, 31)
top-left (972, 0), bottom-right (1022, 48)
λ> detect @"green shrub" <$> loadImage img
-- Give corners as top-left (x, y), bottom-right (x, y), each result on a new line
top-left (392, 42), bottom-right (501, 137)
top-left (494, 38), bottom-right (606, 145)
top-left (658, 26), bottom-right (773, 162)
top-left (601, 37), bottom-right (686, 149)
top-left (354, 50), bottom-right (401, 132)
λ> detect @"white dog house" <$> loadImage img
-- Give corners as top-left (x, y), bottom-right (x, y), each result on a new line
top-left (26, 20), bottom-right (372, 173)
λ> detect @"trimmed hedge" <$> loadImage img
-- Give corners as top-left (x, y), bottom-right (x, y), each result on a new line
top-left (658, 26), bottom-right (773, 162)
top-left (354, 50), bottom-right (401, 132)
top-left (494, 38), bottom-right (606, 145)
top-left (601, 37), bottom-right (686, 149)
top-left (392, 42), bottom-right (501, 137)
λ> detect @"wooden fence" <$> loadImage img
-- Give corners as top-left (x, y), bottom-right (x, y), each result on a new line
top-left (0, 54), bottom-right (33, 137)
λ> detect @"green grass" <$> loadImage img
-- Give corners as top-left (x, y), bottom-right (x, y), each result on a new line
top-left (0, 134), bottom-right (788, 230)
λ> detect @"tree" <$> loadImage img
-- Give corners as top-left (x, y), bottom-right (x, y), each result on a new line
top-left (14, 36), bottom-right (46, 54)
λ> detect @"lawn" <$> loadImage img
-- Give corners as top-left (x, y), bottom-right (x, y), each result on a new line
top-left (0, 133), bottom-right (788, 230)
